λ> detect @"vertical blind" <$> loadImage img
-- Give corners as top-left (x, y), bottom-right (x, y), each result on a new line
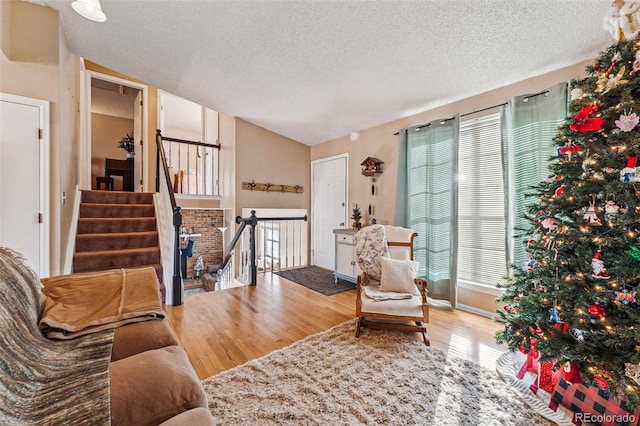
top-left (457, 113), bottom-right (506, 286)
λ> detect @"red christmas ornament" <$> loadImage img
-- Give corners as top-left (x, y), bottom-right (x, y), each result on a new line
top-left (554, 185), bottom-right (565, 197)
top-left (589, 303), bottom-right (606, 318)
top-left (594, 375), bottom-right (609, 388)
top-left (570, 104), bottom-right (605, 134)
top-left (627, 154), bottom-right (639, 169)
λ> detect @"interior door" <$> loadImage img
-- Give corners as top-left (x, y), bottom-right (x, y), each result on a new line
top-left (312, 155), bottom-right (347, 270)
top-left (133, 90), bottom-right (142, 191)
top-left (0, 94), bottom-right (50, 277)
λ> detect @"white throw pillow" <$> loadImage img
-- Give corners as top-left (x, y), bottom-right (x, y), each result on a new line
top-left (379, 257), bottom-right (420, 295)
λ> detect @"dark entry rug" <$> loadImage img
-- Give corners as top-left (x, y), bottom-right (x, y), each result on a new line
top-left (274, 266), bottom-right (356, 295)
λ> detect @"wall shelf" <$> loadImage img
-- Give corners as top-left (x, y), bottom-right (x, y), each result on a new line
top-left (242, 181), bottom-right (303, 194)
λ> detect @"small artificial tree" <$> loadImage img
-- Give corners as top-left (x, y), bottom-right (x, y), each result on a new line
top-left (351, 204), bottom-right (362, 229)
top-left (496, 25), bottom-right (640, 406)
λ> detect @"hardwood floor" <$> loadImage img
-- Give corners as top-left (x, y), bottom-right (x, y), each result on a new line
top-left (165, 272), bottom-right (507, 380)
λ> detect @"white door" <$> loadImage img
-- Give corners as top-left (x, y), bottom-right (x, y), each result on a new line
top-left (311, 154), bottom-right (348, 270)
top-left (0, 94), bottom-right (50, 277)
top-left (133, 90), bottom-right (142, 191)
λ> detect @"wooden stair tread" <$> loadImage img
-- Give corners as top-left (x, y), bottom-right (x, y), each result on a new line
top-left (73, 247), bottom-right (160, 257)
top-left (75, 231), bottom-right (158, 239)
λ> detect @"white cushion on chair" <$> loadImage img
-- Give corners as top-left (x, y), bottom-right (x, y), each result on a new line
top-left (385, 225), bottom-right (416, 260)
top-left (379, 257), bottom-right (420, 295)
top-left (360, 287), bottom-right (424, 317)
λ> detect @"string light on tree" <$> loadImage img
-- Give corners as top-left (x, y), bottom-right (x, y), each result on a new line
top-left (497, 0), bottom-right (640, 408)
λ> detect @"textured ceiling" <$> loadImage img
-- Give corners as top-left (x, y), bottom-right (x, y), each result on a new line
top-left (42, 0), bottom-right (614, 146)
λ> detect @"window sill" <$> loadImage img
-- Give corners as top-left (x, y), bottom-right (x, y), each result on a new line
top-left (457, 279), bottom-right (504, 296)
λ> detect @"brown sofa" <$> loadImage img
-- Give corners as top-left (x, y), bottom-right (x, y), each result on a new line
top-left (0, 246), bottom-right (214, 425)
top-left (110, 318), bottom-right (214, 425)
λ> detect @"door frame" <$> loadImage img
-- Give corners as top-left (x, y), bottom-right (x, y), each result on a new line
top-left (79, 66), bottom-right (149, 191)
top-left (0, 93), bottom-right (50, 277)
top-left (310, 153), bottom-right (348, 267)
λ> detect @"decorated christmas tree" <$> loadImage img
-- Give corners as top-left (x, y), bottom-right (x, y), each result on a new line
top-left (496, 2), bottom-right (640, 407)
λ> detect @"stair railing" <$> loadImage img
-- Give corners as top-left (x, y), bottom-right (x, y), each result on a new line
top-left (155, 130), bottom-right (183, 305)
top-left (155, 130), bottom-right (222, 304)
top-left (224, 210), bottom-right (308, 286)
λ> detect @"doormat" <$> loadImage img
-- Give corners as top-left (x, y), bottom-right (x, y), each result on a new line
top-left (274, 266), bottom-right (356, 295)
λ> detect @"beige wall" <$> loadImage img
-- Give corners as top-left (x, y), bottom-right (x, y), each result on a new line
top-left (91, 113), bottom-right (134, 190)
top-left (0, 1), bottom-right (78, 275)
top-left (311, 61), bottom-right (592, 315)
top-left (235, 119), bottom-right (311, 215)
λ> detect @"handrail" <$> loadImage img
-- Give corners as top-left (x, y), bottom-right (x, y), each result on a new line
top-left (160, 135), bottom-right (221, 150)
top-left (155, 130), bottom-right (179, 209)
top-left (155, 130), bottom-right (183, 305)
top-left (229, 210), bottom-right (308, 285)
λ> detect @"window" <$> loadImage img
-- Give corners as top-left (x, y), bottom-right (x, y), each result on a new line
top-left (457, 113), bottom-right (507, 287)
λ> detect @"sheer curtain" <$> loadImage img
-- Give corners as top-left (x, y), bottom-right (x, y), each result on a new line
top-left (404, 116), bottom-right (459, 307)
top-left (501, 82), bottom-right (568, 270)
top-left (394, 131), bottom-right (409, 227)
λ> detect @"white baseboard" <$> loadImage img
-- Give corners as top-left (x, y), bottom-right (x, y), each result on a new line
top-left (456, 302), bottom-right (496, 319)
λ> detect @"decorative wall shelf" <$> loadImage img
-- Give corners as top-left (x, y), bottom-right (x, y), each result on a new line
top-left (242, 181), bottom-right (304, 194)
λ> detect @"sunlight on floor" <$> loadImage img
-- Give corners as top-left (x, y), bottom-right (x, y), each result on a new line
top-left (446, 333), bottom-right (504, 369)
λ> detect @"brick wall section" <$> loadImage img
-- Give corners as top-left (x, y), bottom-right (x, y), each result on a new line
top-left (180, 209), bottom-right (225, 278)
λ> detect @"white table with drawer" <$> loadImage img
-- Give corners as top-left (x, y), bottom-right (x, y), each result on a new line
top-left (333, 228), bottom-right (362, 284)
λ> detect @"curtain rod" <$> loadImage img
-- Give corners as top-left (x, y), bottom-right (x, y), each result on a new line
top-left (393, 89), bottom-right (551, 135)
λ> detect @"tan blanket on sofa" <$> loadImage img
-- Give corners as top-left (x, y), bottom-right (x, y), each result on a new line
top-left (39, 267), bottom-right (165, 340)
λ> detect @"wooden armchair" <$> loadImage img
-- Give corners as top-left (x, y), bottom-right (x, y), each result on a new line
top-left (354, 224), bottom-right (429, 345)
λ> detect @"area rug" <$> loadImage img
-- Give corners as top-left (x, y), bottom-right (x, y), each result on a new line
top-left (274, 266), bottom-right (355, 295)
top-left (184, 287), bottom-right (206, 296)
top-left (202, 320), bottom-right (553, 425)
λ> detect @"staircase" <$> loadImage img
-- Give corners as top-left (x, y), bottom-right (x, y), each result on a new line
top-left (72, 190), bottom-right (165, 299)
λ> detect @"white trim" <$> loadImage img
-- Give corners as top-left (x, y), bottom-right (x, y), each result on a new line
top-left (63, 186), bottom-right (82, 274)
top-left (457, 279), bottom-right (504, 296)
top-left (310, 153), bottom-right (349, 267)
top-left (0, 93), bottom-right (50, 277)
top-left (79, 67), bottom-right (149, 191)
top-left (456, 303), bottom-right (496, 319)
top-left (175, 193), bottom-right (222, 201)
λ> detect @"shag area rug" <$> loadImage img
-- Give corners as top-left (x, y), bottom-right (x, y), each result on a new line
top-left (274, 266), bottom-right (356, 295)
top-left (202, 320), bottom-right (553, 425)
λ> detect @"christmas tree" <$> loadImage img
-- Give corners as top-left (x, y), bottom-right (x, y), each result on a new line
top-left (496, 4), bottom-right (640, 407)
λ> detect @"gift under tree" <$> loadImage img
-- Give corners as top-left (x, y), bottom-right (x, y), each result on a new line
top-left (496, 1), bottom-right (640, 408)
